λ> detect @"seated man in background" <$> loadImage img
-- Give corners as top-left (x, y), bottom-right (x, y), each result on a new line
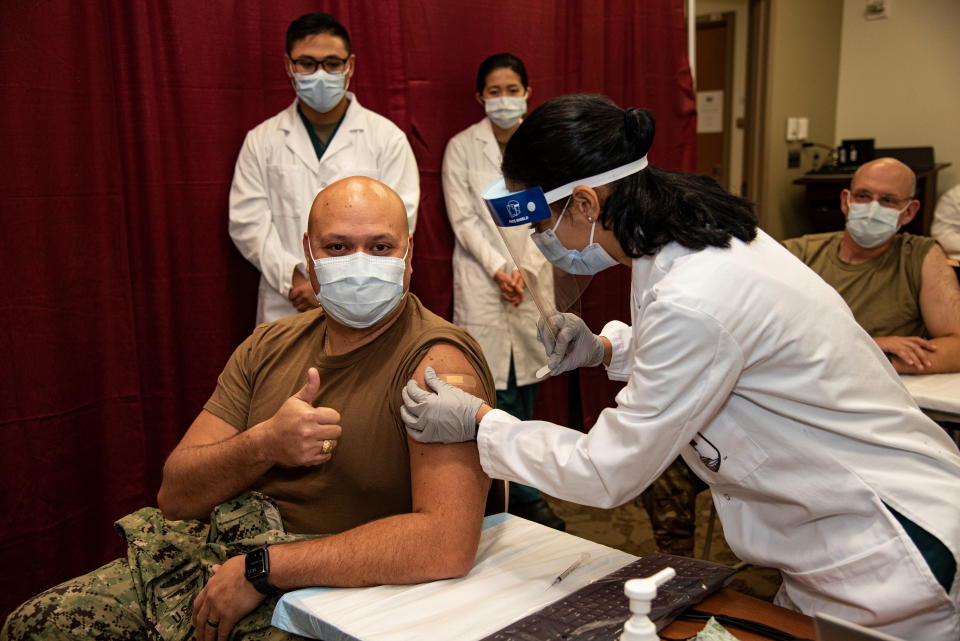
top-left (932, 183), bottom-right (960, 261)
top-left (3, 177), bottom-right (494, 641)
top-left (784, 157), bottom-right (960, 374)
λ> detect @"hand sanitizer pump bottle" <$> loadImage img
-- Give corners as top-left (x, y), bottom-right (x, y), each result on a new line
top-left (619, 567), bottom-right (676, 641)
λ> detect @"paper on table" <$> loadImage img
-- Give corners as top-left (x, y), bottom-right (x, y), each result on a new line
top-left (697, 617), bottom-right (743, 641)
top-left (900, 372), bottom-right (960, 415)
top-left (272, 514), bottom-right (637, 641)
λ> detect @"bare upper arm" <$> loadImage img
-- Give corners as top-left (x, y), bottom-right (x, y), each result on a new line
top-left (172, 409), bottom-right (241, 452)
top-left (406, 342), bottom-right (492, 526)
top-left (411, 341), bottom-right (492, 403)
top-left (919, 244), bottom-right (960, 338)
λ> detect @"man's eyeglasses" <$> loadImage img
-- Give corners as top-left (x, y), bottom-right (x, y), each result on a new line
top-left (850, 190), bottom-right (913, 209)
top-left (290, 55), bottom-right (349, 75)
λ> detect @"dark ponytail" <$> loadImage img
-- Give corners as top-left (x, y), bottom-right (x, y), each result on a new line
top-left (502, 94), bottom-right (757, 258)
top-left (622, 107), bottom-right (652, 161)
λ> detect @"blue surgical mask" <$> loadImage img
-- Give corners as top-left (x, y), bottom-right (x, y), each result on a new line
top-left (846, 198), bottom-right (905, 249)
top-left (531, 200), bottom-right (620, 275)
top-left (310, 246), bottom-right (407, 328)
top-left (292, 67), bottom-right (347, 113)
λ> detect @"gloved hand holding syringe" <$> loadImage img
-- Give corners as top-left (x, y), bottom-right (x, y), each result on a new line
top-left (481, 175), bottom-right (602, 379)
top-left (512, 264), bottom-right (604, 378)
top-left (536, 311), bottom-right (606, 377)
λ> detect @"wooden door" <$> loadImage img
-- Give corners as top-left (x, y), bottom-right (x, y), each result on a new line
top-left (696, 14), bottom-right (734, 186)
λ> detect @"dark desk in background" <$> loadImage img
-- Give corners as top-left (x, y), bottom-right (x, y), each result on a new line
top-left (660, 588), bottom-right (815, 640)
top-left (793, 162), bottom-right (950, 236)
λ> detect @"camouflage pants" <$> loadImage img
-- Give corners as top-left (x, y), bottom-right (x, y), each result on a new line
top-left (2, 493), bottom-right (316, 641)
top-left (637, 457), bottom-right (708, 557)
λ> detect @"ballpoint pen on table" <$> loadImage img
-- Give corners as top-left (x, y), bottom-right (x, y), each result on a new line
top-left (548, 552), bottom-right (591, 589)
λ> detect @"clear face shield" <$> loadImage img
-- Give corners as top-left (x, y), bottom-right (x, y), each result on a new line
top-left (481, 156), bottom-right (649, 360)
top-left (480, 180), bottom-right (576, 351)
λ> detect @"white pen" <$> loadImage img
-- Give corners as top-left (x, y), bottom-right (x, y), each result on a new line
top-left (549, 552), bottom-right (591, 589)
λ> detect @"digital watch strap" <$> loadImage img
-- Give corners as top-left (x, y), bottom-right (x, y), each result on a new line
top-left (244, 547), bottom-right (278, 596)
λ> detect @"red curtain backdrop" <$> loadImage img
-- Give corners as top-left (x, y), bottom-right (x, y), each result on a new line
top-left (0, 0), bottom-right (694, 619)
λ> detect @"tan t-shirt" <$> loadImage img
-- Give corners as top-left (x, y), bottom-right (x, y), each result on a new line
top-left (783, 231), bottom-right (937, 337)
top-left (204, 293), bottom-right (494, 535)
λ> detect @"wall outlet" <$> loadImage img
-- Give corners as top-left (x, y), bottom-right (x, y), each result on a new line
top-left (796, 117), bottom-right (809, 140)
top-left (785, 117), bottom-right (799, 141)
top-left (788, 149), bottom-right (801, 169)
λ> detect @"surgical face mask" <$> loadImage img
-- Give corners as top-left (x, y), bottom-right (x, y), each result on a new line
top-left (309, 246), bottom-right (407, 328)
top-left (531, 200), bottom-right (620, 275)
top-left (846, 198), bottom-right (906, 248)
top-left (485, 95), bottom-right (527, 129)
top-left (292, 67), bottom-right (347, 113)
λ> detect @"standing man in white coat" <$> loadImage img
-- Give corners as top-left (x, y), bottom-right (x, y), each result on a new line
top-left (402, 95), bottom-right (960, 639)
top-left (230, 12), bottom-right (420, 324)
top-left (442, 54), bottom-right (561, 529)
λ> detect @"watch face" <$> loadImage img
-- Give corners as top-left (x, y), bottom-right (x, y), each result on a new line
top-left (245, 549), bottom-right (268, 579)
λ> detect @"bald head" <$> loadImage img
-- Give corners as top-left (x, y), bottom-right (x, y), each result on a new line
top-left (302, 176), bottom-right (413, 295)
top-left (851, 157), bottom-right (916, 200)
top-left (841, 157), bottom-right (920, 240)
top-left (307, 176), bottom-right (408, 239)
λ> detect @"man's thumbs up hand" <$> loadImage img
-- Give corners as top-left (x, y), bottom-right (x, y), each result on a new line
top-left (294, 367), bottom-right (322, 405)
top-left (258, 367), bottom-right (342, 467)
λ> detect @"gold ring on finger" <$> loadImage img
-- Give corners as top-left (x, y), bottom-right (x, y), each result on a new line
top-left (321, 439), bottom-right (333, 454)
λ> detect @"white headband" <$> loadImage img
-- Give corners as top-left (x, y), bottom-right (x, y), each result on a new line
top-left (543, 155), bottom-right (649, 204)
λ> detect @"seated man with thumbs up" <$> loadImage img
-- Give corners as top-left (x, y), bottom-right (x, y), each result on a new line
top-left (2, 176), bottom-right (494, 641)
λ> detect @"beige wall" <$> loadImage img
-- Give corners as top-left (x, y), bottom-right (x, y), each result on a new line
top-left (761, 0), bottom-right (843, 240)
top-left (696, 0), bottom-right (749, 196)
top-left (835, 0), bottom-right (960, 199)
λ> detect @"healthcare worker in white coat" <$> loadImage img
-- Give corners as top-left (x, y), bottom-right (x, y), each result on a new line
top-left (229, 12), bottom-right (419, 324)
top-left (442, 54), bottom-right (560, 528)
top-left (402, 94), bottom-right (960, 639)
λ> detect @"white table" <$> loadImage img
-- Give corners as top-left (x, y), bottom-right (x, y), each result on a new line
top-left (900, 373), bottom-right (960, 446)
top-left (271, 514), bottom-right (637, 641)
top-left (900, 372), bottom-right (960, 421)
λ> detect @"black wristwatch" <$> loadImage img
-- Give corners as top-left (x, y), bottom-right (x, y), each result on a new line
top-left (244, 547), bottom-right (278, 596)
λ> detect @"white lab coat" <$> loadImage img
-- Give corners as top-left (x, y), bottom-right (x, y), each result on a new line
top-left (442, 118), bottom-right (551, 389)
top-left (932, 184), bottom-right (960, 260)
top-left (229, 95), bottom-right (420, 324)
top-left (477, 230), bottom-right (960, 638)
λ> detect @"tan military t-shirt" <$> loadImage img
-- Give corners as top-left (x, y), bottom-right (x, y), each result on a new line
top-left (783, 232), bottom-right (937, 337)
top-left (204, 293), bottom-right (494, 535)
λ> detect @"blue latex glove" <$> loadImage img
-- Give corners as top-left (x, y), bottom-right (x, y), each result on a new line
top-left (401, 367), bottom-right (483, 444)
top-left (537, 312), bottom-right (605, 375)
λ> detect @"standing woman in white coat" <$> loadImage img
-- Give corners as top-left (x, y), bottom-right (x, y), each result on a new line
top-left (406, 94), bottom-right (960, 638)
top-left (441, 54), bottom-right (561, 528)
